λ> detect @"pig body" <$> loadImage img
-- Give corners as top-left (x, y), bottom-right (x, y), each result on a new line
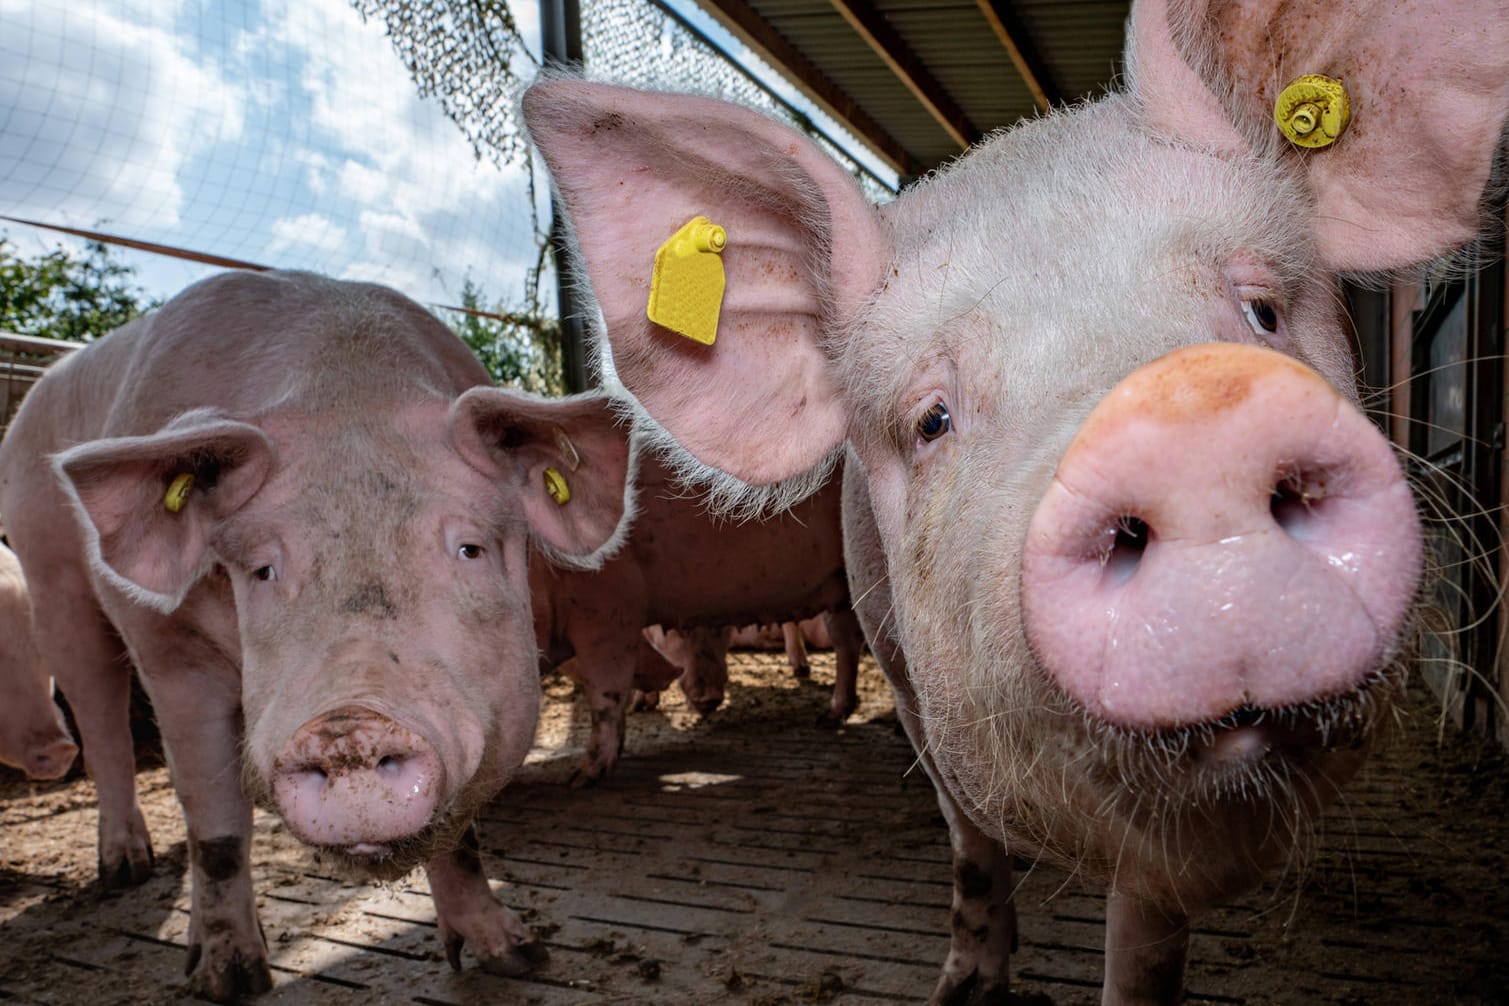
top-left (533, 457), bottom-right (863, 783)
top-left (728, 617), bottom-right (834, 674)
top-left (0, 270), bottom-right (631, 999)
top-left (652, 610), bottom-right (861, 725)
top-left (0, 540), bottom-right (78, 780)
top-left (524, 1), bottom-right (1508, 1000)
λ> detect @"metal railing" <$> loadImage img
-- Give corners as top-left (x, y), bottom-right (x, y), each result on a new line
top-left (1, 331), bottom-right (78, 433)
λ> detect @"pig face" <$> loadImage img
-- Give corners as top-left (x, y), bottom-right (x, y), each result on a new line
top-left (57, 387), bottom-right (632, 878)
top-left (525, 0), bottom-right (1508, 909)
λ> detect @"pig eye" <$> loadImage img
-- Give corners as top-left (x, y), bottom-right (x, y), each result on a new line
top-left (917, 402), bottom-right (952, 442)
top-left (252, 565), bottom-right (276, 583)
top-left (1241, 298), bottom-right (1280, 335)
top-left (457, 543), bottom-right (484, 560)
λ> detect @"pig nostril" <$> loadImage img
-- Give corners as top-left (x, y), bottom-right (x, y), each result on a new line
top-left (377, 754), bottom-right (403, 776)
top-left (1270, 478), bottom-right (1324, 539)
top-left (293, 763), bottom-right (329, 786)
top-left (1101, 516), bottom-right (1149, 586)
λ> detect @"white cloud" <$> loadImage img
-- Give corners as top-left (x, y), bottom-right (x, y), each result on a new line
top-left (2, 0), bottom-right (547, 307)
top-left (0, 0), bottom-right (245, 230)
top-left (337, 159), bottom-right (388, 206)
top-left (266, 212), bottom-right (347, 255)
top-left (242, 0), bottom-right (545, 302)
top-left (358, 208), bottom-right (427, 257)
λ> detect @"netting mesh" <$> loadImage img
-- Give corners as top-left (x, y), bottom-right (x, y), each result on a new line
top-left (0, 0), bottom-right (888, 334)
top-left (582, 0), bottom-right (894, 203)
top-left (0, 0), bottom-right (548, 314)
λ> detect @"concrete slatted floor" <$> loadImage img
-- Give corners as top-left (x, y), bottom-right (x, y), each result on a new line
top-left (2, 653), bottom-right (1507, 1004)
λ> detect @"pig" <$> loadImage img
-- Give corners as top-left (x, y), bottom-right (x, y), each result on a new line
top-left (0, 539), bottom-right (79, 779)
top-left (521, 1), bottom-right (1509, 1000)
top-left (532, 455), bottom-right (864, 785)
top-left (728, 617), bottom-right (835, 677)
top-left (639, 623), bottom-right (732, 712)
top-left (0, 270), bottom-right (632, 1000)
top-left (653, 611), bottom-right (862, 724)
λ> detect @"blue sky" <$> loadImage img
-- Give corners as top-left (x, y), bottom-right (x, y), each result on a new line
top-left (0, 0), bottom-right (891, 317)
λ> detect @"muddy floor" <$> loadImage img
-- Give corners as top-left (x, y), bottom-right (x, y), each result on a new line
top-left (2, 651), bottom-right (1508, 1005)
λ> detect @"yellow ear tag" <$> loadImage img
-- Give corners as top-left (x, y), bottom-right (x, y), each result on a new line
top-left (647, 215), bottom-right (727, 346)
top-left (1275, 74), bottom-right (1351, 149)
top-left (543, 467), bottom-right (571, 506)
top-left (164, 473), bottom-right (195, 513)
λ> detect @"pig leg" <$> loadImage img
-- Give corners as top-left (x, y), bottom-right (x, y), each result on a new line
top-left (25, 566), bottom-right (151, 887)
top-left (429, 823), bottom-right (550, 977)
top-left (564, 628), bottom-right (639, 787)
top-left (845, 465), bottom-right (1016, 1002)
top-left (127, 632), bottom-right (271, 1001)
top-left (1103, 893), bottom-right (1189, 1005)
top-left (782, 622), bottom-right (810, 677)
top-left (632, 630), bottom-right (683, 713)
top-left (897, 668), bottom-right (1017, 1005)
top-left (815, 604), bottom-right (864, 729)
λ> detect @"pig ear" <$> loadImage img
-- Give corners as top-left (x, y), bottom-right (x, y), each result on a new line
top-left (53, 415), bottom-right (275, 613)
top-left (1129, 0), bottom-right (1509, 271)
top-left (450, 387), bottom-right (634, 569)
top-left (522, 79), bottom-right (890, 488)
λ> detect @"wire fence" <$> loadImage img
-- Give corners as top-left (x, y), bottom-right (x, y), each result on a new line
top-left (0, 0), bottom-right (890, 362)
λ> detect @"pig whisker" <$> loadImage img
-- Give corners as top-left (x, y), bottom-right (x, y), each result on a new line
top-left (1357, 351), bottom-right (1508, 406)
top-left (848, 573), bottom-right (889, 613)
top-left (1415, 655), bottom-right (1509, 726)
top-left (1373, 409), bottom-right (1504, 454)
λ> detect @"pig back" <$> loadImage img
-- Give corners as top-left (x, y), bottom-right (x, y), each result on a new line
top-left (12, 270), bottom-right (490, 454)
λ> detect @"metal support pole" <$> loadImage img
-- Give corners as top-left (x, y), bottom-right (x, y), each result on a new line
top-left (541, 0), bottom-right (591, 392)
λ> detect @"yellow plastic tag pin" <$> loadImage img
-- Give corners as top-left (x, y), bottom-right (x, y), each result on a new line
top-left (543, 467), bottom-right (571, 506)
top-left (164, 473), bottom-right (195, 513)
top-left (647, 215), bottom-right (728, 346)
top-left (1275, 74), bottom-right (1351, 149)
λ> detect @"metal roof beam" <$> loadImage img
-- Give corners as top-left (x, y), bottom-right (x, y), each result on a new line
top-left (695, 0), bottom-right (922, 177)
top-left (975, 0), bottom-right (1061, 113)
top-left (827, 0), bottom-right (979, 151)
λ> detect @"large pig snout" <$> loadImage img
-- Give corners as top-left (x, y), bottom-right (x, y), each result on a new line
top-left (271, 705), bottom-right (444, 850)
top-left (1020, 343), bottom-right (1421, 730)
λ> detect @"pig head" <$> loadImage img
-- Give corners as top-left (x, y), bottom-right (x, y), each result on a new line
top-left (523, 0), bottom-right (1508, 1001)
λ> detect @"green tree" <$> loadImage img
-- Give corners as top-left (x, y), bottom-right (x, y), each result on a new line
top-left (450, 275), bottom-right (564, 396)
top-left (0, 235), bottom-right (157, 343)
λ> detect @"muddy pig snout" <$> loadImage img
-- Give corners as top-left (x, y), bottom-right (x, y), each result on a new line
top-left (271, 705), bottom-right (444, 849)
top-left (1020, 343), bottom-right (1421, 730)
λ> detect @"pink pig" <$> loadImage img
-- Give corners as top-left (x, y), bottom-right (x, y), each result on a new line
top-left (0, 270), bottom-right (632, 1000)
top-left (533, 454), bottom-right (862, 784)
top-left (0, 539), bottom-right (78, 780)
top-left (522, 0), bottom-right (1509, 1001)
top-left (650, 611), bottom-right (861, 724)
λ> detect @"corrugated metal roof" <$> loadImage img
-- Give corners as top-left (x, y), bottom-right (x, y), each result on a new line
top-left (695, 0), bottom-right (1130, 177)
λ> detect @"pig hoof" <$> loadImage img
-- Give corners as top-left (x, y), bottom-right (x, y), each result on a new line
top-left (185, 943), bottom-right (273, 1002)
top-left (792, 663), bottom-right (812, 679)
top-left (98, 842), bottom-right (155, 889)
top-left (478, 939), bottom-right (551, 978)
top-left (815, 709), bottom-right (848, 730)
top-left (931, 971), bottom-right (1014, 1006)
top-left (446, 933), bottom-right (550, 977)
top-left (569, 765), bottom-right (606, 789)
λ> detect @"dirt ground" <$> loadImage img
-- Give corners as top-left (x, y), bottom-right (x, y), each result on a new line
top-left (2, 651), bottom-right (1508, 1005)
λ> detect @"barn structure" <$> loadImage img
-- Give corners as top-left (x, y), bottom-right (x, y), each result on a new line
top-left (2, 1), bottom-right (1507, 1004)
